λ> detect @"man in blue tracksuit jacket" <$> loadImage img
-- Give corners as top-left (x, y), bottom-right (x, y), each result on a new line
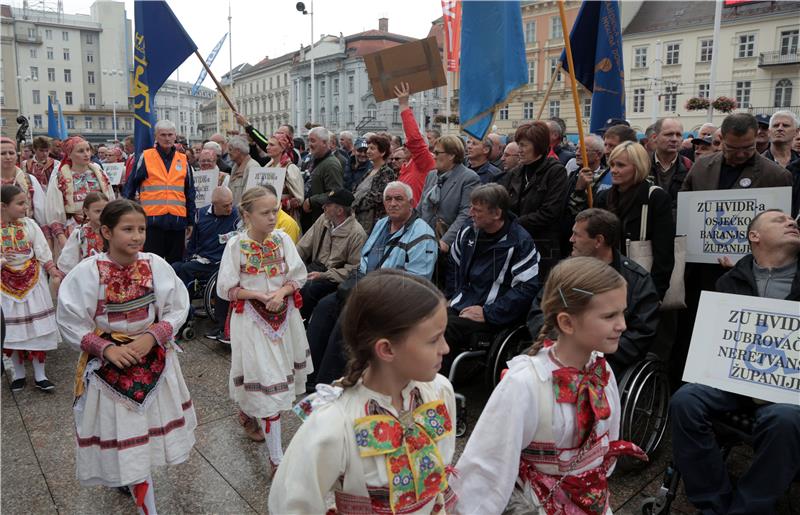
top-left (445, 183), bottom-right (540, 363)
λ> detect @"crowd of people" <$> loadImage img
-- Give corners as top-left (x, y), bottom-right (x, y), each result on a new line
top-left (2, 80), bottom-right (799, 513)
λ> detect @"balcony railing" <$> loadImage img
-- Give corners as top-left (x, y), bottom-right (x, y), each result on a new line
top-left (758, 50), bottom-right (800, 67)
top-left (748, 106), bottom-right (800, 118)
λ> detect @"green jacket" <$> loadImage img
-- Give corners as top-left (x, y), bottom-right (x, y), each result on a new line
top-left (309, 152), bottom-right (344, 219)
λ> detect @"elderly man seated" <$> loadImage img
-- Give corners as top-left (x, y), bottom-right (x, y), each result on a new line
top-left (198, 147), bottom-right (230, 187)
top-left (171, 186), bottom-right (239, 343)
top-left (444, 183), bottom-right (540, 368)
top-left (528, 208), bottom-right (660, 376)
top-left (307, 181), bottom-right (438, 387)
top-left (671, 209), bottom-right (800, 515)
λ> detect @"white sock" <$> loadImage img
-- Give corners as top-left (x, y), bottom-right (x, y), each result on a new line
top-left (11, 351), bottom-right (26, 380)
top-left (31, 356), bottom-right (47, 382)
top-left (130, 475), bottom-right (157, 515)
top-left (261, 415), bottom-right (283, 464)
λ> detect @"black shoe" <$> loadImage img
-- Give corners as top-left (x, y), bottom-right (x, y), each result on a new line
top-left (217, 333), bottom-right (231, 345)
top-left (116, 486), bottom-right (131, 495)
top-left (10, 378), bottom-right (26, 392)
top-left (34, 379), bottom-right (55, 391)
top-left (204, 330), bottom-right (220, 341)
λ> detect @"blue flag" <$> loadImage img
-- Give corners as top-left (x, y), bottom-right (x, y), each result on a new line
top-left (559, 0), bottom-right (625, 134)
top-left (47, 96), bottom-right (59, 138)
top-left (57, 101), bottom-right (67, 139)
top-left (191, 33), bottom-right (227, 96)
top-left (459, 1), bottom-right (527, 140)
top-left (133, 0), bottom-right (197, 155)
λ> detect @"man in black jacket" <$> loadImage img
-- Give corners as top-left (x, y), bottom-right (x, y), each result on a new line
top-left (528, 208), bottom-right (660, 376)
top-left (671, 209), bottom-right (800, 515)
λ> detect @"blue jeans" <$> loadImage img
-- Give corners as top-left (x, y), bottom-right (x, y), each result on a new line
top-left (670, 383), bottom-right (800, 514)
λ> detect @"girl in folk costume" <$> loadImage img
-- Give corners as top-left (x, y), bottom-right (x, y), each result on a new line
top-left (270, 270), bottom-right (457, 514)
top-left (1, 137), bottom-right (47, 226)
top-left (57, 191), bottom-right (108, 274)
top-left (56, 199), bottom-right (195, 515)
top-left (1, 185), bottom-right (64, 392)
top-left (26, 136), bottom-right (60, 188)
top-left (45, 136), bottom-right (115, 256)
top-left (266, 132), bottom-right (304, 224)
top-left (216, 186), bottom-right (312, 475)
top-left (452, 257), bottom-right (647, 514)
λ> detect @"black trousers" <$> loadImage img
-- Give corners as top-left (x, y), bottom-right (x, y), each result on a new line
top-left (299, 278), bottom-right (338, 321)
top-left (305, 291), bottom-right (344, 385)
top-left (443, 308), bottom-right (496, 374)
top-left (145, 226), bottom-right (186, 265)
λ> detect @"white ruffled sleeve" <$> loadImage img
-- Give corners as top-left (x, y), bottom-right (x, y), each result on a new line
top-left (44, 172), bottom-right (67, 231)
top-left (56, 257), bottom-right (101, 352)
top-left (215, 234), bottom-right (241, 301)
top-left (29, 174), bottom-right (47, 226)
top-left (451, 356), bottom-right (541, 514)
top-left (27, 218), bottom-right (53, 264)
top-left (285, 163), bottom-right (304, 202)
top-left (433, 374), bottom-right (457, 465)
top-left (57, 227), bottom-right (82, 274)
top-left (150, 253), bottom-right (190, 341)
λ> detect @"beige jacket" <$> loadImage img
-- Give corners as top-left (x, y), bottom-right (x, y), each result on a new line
top-left (296, 213), bottom-right (366, 283)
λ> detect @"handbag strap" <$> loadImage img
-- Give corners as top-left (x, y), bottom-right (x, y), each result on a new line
top-left (314, 225), bottom-right (329, 260)
top-left (639, 186), bottom-right (659, 241)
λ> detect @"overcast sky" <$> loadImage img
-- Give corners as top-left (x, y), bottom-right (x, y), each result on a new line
top-left (57, 0), bottom-right (444, 89)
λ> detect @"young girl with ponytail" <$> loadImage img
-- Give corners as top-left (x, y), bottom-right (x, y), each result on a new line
top-left (269, 269), bottom-right (457, 514)
top-left (453, 257), bottom-right (647, 514)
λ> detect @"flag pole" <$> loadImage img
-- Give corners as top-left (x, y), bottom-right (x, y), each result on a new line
top-left (557, 0), bottom-right (591, 207)
top-left (194, 50), bottom-right (236, 112)
top-left (536, 70), bottom-right (559, 120)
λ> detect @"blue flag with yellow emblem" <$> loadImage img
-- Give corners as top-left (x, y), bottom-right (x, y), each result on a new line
top-left (459, 1), bottom-right (527, 140)
top-left (559, 0), bottom-right (625, 134)
top-left (133, 0), bottom-right (197, 155)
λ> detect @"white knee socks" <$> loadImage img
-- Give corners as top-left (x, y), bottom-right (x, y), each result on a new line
top-left (11, 351), bottom-right (26, 380)
top-left (261, 415), bottom-right (283, 464)
top-left (31, 356), bottom-right (47, 382)
top-left (130, 475), bottom-right (157, 515)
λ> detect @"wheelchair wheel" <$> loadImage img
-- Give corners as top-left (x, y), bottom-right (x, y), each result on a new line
top-left (456, 402), bottom-right (468, 438)
top-left (181, 325), bottom-right (195, 341)
top-left (485, 325), bottom-right (534, 387)
top-left (203, 272), bottom-right (218, 323)
top-left (617, 357), bottom-right (670, 469)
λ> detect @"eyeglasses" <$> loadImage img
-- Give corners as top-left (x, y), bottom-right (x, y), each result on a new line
top-left (433, 150), bottom-right (449, 156)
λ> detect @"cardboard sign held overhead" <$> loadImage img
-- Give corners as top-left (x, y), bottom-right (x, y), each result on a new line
top-left (364, 36), bottom-right (447, 102)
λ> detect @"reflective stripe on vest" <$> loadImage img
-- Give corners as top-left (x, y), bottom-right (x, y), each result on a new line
top-left (140, 148), bottom-right (187, 217)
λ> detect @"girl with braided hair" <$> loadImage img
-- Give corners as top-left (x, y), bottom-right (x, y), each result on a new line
top-left (269, 269), bottom-right (457, 514)
top-left (453, 257), bottom-right (647, 514)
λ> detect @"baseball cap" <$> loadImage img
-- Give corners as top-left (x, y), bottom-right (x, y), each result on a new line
top-left (596, 117), bottom-right (631, 135)
top-left (755, 114), bottom-right (770, 128)
top-left (691, 135), bottom-right (713, 146)
top-left (354, 138), bottom-right (368, 149)
top-left (323, 188), bottom-right (355, 207)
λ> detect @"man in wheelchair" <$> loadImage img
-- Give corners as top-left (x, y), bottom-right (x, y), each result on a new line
top-left (443, 184), bottom-right (540, 371)
top-left (671, 209), bottom-right (800, 514)
top-left (171, 186), bottom-right (239, 342)
top-left (527, 208), bottom-right (660, 377)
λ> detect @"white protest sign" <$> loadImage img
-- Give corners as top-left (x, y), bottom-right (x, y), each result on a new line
top-left (676, 187), bottom-right (791, 264)
top-left (683, 291), bottom-right (800, 405)
top-left (245, 167), bottom-right (285, 199)
top-left (193, 169), bottom-right (219, 208)
top-left (103, 163), bottom-right (125, 186)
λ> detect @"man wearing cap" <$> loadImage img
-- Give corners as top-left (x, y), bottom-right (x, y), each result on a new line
top-left (296, 188), bottom-right (367, 320)
top-left (691, 135), bottom-right (715, 159)
top-left (343, 137), bottom-right (371, 192)
top-left (683, 123), bottom-right (717, 161)
top-left (755, 114), bottom-right (771, 155)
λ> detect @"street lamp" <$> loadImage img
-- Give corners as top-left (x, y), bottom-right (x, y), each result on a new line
top-left (103, 69), bottom-right (124, 142)
top-left (296, 1), bottom-right (315, 125)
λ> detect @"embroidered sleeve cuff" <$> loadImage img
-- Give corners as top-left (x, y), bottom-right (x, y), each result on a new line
top-left (44, 261), bottom-right (65, 279)
top-left (81, 333), bottom-right (112, 359)
top-left (228, 286), bottom-right (241, 302)
top-left (50, 222), bottom-right (65, 237)
top-left (146, 321), bottom-right (174, 347)
top-left (284, 280), bottom-right (300, 292)
top-left (41, 224), bottom-right (52, 238)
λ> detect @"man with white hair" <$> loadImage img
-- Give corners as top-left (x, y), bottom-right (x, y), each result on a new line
top-left (198, 148), bottom-right (230, 187)
top-left (124, 119), bottom-right (196, 263)
top-left (763, 110), bottom-right (800, 168)
top-left (228, 135), bottom-right (261, 208)
top-left (301, 126), bottom-right (344, 228)
top-left (487, 133), bottom-right (505, 169)
top-left (209, 133), bottom-right (233, 173)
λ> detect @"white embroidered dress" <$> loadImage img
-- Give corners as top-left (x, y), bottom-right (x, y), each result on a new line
top-left (269, 375), bottom-right (457, 514)
top-left (451, 348), bottom-right (621, 515)
top-left (56, 252), bottom-right (195, 487)
top-left (216, 229), bottom-right (312, 418)
top-left (57, 223), bottom-right (104, 274)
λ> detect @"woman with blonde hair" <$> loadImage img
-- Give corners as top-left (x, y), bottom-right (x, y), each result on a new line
top-left (595, 141), bottom-right (674, 299)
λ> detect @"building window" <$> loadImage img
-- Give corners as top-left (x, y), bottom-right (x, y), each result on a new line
top-left (320, 80), bottom-right (326, 99)
top-left (698, 83), bottom-right (710, 98)
top-left (525, 21), bottom-right (536, 44)
top-left (348, 75), bottom-right (354, 94)
top-left (549, 57), bottom-right (562, 83)
top-left (48, 91), bottom-right (56, 102)
top-left (45, 29), bottom-right (52, 40)
top-left (348, 105), bottom-right (354, 124)
top-left (306, 82), bottom-right (311, 99)
top-left (84, 117), bottom-right (92, 129)
top-left (30, 66), bottom-right (39, 80)
top-left (0, 96), bottom-right (4, 106)
top-left (548, 100), bottom-right (560, 119)
top-left (33, 115), bottom-right (43, 128)
top-left (86, 53), bottom-right (94, 63)
top-left (665, 42), bottom-right (680, 65)
top-left (98, 117), bottom-right (106, 129)
top-left (64, 69), bottom-right (71, 82)
top-left (499, 104), bottom-right (509, 120)
top-left (633, 88), bottom-right (645, 113)
top-left (367, 103), bottom-right (377, 119)
top-left (582, 97), bottom-right (591, 119)
top-left (47, 68), bottom-right (55, 81)
top-left (62, 31), bottom-right (69, 41)
top-left (633, 46), bottom-right (648, 68)
top-left (66, 116), bottom-right (75, 129)
top-left (125, 118), bottom-right (132, 130)
top-left (86, 33), bottom-right (93, 44)
top-left (735, 81), bottom-right (751, 107)
top-left (664, 85), bottom-right (678, 112)
top-left (63, 48), bottom-right (70, 60)
top-left (334, 106), bottom-right (340, 126)
top-left (46, 47), bottom-right (53, 59)
top-left (774, 79), bottom-right (793, 108)
top-left (89, 93), bottom-right (96, 106)
top-left (30, 48), bottom-right (37, 58)
top-left (550, 16), bottom-right (562, 39)
top-left (737, 33), bottom-right (756, 58)
top-left (32, 90), bottom-right (41, 104)
top-left (699, 38), bottom-right (713, 62)
top-left (0, 117), bottom-right (5, 127)
top-left (28, 27), bottom-right (36, 38)
top-left (392, 105), bottom-right (399, 124)
top-left (780, 29), bottom-right (799, 56)
top-left (65, 91), bottom-right (73, 105)
top-left (528, 61), bottom-right (536, 84)
top-left (87, 71), bottom-right (95, 84)
top-left (523, 102), bottom-right (534, 119)
top-left (333, 77), bottom-right (339, 95)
